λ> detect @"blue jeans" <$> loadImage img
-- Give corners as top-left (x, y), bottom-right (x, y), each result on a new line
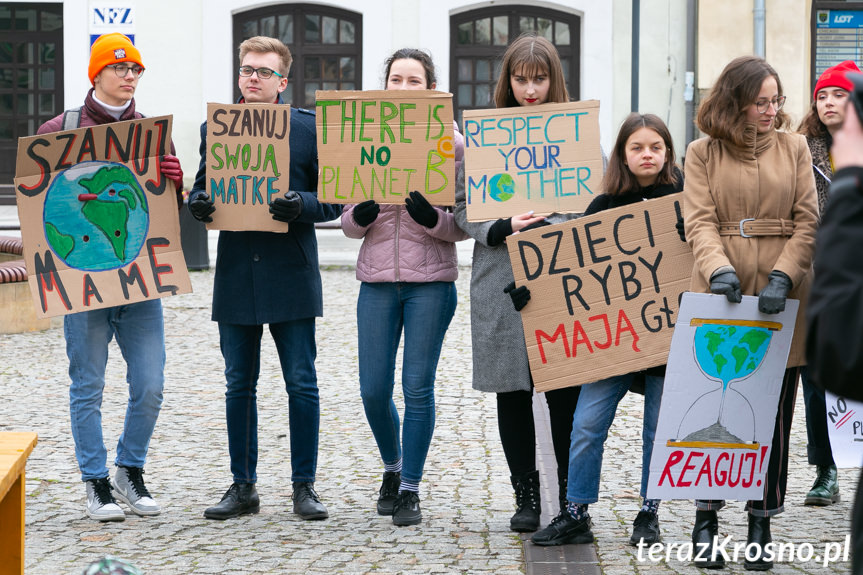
top-left (66, 299), bottom-right (165, 481)
top-left (567, 373), bottom-right (664, 503)
top-left (357, 282), bottom-right (457, 485)
top-left (219, 319), bottom-right (319, 484)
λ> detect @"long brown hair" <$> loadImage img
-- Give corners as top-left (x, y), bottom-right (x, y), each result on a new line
top-left (797, 100), bottom-right (830, 141)
top-left (697, 56), bottom-right (790, 147)
top-left (602, 113), bottom-right (679, 196)
top-left (493, 33), bottom-right (569, 108)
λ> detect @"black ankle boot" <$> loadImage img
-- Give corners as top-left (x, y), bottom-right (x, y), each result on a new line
top-left (557, 468), bottom-right (568, 515)
top-left (510, 470), bottom-right (541, 532)
top-left (692, 509), bottom-right (725, 569)
top-left (203, 483), bottom-right (260, 520)
top-left (744, 515), bottom-right (773, 571)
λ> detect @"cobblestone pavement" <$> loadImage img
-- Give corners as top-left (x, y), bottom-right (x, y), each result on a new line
top-left (0, 262), bottom-right (857, 574)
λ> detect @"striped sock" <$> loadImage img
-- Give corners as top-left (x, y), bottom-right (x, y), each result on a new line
top-left (399, 479), bottom-right (420, 494)
top-left (384, 459), bottom-right (402, 473)
top-left (566, 501), bottom-right (589, 520)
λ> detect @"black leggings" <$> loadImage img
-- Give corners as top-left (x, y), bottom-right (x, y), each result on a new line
top-left (496, 386), bottom-right (581, 477)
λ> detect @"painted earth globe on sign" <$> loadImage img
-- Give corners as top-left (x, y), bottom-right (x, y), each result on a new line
top-left (43, 161), bottom-right (149, 271)
top-left (487, 172), bottom-right (516, 202)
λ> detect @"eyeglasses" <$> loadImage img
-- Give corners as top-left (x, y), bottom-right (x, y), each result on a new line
top-left (238, 66), bottom-right (284, 79)
top-left (755, 96), bottom-right (786, 114)
top-left (106, 64), bottom-right (145, 78)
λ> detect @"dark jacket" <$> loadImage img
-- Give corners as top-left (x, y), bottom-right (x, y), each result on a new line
top-left (583, 167), bottom-right (684, 379)
top-left (190, 98), bottom-right (342, 325)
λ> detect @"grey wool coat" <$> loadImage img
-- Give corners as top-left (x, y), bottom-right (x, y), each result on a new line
top-left (453, 164), bottom-right (574, 393)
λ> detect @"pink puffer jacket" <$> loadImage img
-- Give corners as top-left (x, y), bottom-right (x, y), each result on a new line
top-left (341, 122), bottom-right (467, 283)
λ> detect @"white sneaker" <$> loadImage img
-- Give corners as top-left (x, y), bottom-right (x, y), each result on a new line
top-left (86, 477), bottom-right (125, 522)
top-left (112, 466), bottom-right (161, 516)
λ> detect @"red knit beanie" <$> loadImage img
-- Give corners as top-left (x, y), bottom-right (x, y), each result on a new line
top-left (88, 33), bottom-right (144, 86)
top-left (813, 60), bottom-right (861, 100)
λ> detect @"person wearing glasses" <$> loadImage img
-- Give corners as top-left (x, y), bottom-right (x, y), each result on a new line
top-left (683, 56), bottom-right (818, 570)
top-left (35, 32), bottom-right (185, 522)
top-left (188, 36), bottom-right (341, 521)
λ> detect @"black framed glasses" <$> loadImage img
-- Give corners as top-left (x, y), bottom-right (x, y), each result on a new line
top-left (755, 96), bottom-right (786, 114)
top-left (106, 64), bottom-right (145, 78)
top-left (238, 66), bottom-right (284, 79)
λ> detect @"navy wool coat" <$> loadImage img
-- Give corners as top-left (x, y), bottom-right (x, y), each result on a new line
top-left (190, 102), bottom-right (342, 325)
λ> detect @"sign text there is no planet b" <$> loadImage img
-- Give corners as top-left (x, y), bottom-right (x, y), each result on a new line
top-left (316, 90), bottom-right (457, 205)
top-left (463, 100), bottom-right (602, 222)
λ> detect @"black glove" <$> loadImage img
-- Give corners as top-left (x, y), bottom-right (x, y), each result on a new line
top-left (676, 214), bottom-right (686, 242)
top-left (352, 199), bottom-right (380, 227)
top-left (487, 218), bottom-right (513, 247)
top-left (710, 270), bottom-right (743, 303)
top-left (758, 270), bottom-right (792, 314)
top-left (521, 219), bottom-right (551, 233)
top-left (188, 192), bottom-right (215, 222)
top-left (270, 190), bottom-right (304, 223)
top-left (504, 281), bottom-right (531, 311)
top-left (404, 191), bottom-right (439, 228)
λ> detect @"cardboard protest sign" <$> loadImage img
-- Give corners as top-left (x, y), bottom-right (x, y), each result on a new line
top-left (825, 392), bottom-right (863, 468)
top-left (316, 90), bottom-right (456, 205)
top-left (204, 103), bottom-right (291, 232)
top-left (506, 194), bottom-right (693, 392)
top-left (14, 115), bottom-right (191, 318)
top-left (463, 100), bottom-right (602, 221)
top-left (646, 293), bottom-right (797, 500)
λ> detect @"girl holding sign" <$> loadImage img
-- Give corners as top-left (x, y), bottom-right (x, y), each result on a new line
top-left (683, 56), bottom-right (818, 570)
top-left (341, 48), bottom-right (466, 527)
top-left (529, 113), bottom-right (683, 547)
top-left (453, 33), bottom-right (581, 534)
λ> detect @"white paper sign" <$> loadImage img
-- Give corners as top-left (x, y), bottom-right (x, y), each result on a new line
top-left (825, 391), bottom-right (863, 468)
top-left (647, 293), bottom-right (797, 500)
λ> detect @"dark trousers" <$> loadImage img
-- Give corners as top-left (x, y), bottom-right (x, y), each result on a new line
top-left (496, 386), bottom-right (580, 477)
top-left (801, 366), bottom-right (836, 466)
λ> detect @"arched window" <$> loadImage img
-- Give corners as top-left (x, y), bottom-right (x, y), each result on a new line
top-left (233, 4), bottom-right (362, 108)
top-left (450, 6), bottom-right (580, 121)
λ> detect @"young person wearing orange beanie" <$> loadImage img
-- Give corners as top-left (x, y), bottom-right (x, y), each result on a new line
top-left (36, 32), bottom-right (184, 522)
top-left (795, 59), bottom-right (861, 511)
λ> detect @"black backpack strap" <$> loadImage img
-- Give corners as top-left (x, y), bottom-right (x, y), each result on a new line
top-left (62, 106), bottom-right (83, 130)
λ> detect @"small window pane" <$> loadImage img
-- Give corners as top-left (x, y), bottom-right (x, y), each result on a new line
top-left (493, 16), bottom-right (508, 45)
top-left (40, 68), bottom-right (54, 89)
top-left (41, 11), bottom-right (61, 31)
top-left (305, 82), bottom-right (319, 105)
top-left (0, 68), bottom-right (13, 89)
top-left (41, 42), bottom-right (55, 64)
top-left (40, 93), bottom-right (54, 114)
top-left (18, 93), bottom-right (34, 114)
top-left (242, 20), bottom-right (257, 38)
top-left (342, 82), bottom-right (355, 91)
top-left (17, 43), bottom-right (34, 64)
top-left (520, 17), bottom-right (534, 34)
top-left (457, 22), bottom-right (472, 44)
top-left (322, 82), bottom-right (338, 91)
top-left (261, 16), bottom-right (275, 38)
top-left (0, 42), bottom-right (11, 64)
top-left (0, 7), bottom-right (11, 31)
top-left (340, 57), bottom-right (355, 80)
top-left (323, 57), bottom-right (338, 80)
top-left (305, 57), bottom-right (320, 80)
top-left (322, 16), bottom-right (338, 44)
top-left (15, 9), bottom-right (37, 30)
top-left (474, 84), bottom-right (489, 107)
top-left (537, 18), bottom-right (552, 40)
top-left (305, 15), bottom-right (320, 42)
top-left (555, 21), bottom-right (570, 46)
top-left (278, 15), bottom-right (293, 45)
top-left (18, 119), bottom-right (34, 136)
top-left (560, 58), bottom-right (570, 83)
top-left (0, 121), bottom-right (11, 138)
top-left (475, 18), bottom-right (490, 45)
top-left (0, 93), bottom-right (11, 114)
top-left (340, 20), bottom-right (355, 44)
top-left (458, 84), bottom-right (472, 106)
top-left (476, 60), bottom-right (490, 81)
top-left (17, 68), bottom-right (33, 89)
top-left (458, 59), bottom-right (472, 81)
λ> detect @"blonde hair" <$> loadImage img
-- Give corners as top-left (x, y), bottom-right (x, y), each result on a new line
top-left (238, 36), bottom-right (292, 77)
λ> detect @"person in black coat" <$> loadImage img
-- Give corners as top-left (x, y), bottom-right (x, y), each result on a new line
top-left (188, 36), bottom-right (341, 521)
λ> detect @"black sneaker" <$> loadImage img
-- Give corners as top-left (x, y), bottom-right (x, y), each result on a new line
top-left (531, 512), bottom-right (594, 546)
top-left (377, 471), bottom-right (401, 515)
top-left (392, 490), bottom-right (422, 526)
top-left (292, 482), bottom-right (329, 520)
top-left (630, 510), bottom-right (661, 545)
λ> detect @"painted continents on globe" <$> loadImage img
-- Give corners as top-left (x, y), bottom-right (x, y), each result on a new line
top-left (488, 172), bottom-right (516, 202)
top-left (43, 161), bottom-right (149, 271)
top-left (694, 325), bottom-right (772, 387)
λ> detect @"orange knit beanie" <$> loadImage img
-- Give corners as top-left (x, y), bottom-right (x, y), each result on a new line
top-left (88, 33), bottom-right (144, 86)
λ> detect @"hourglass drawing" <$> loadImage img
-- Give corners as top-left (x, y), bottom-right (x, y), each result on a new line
top-left (668, 318), bottom-right (783, 450)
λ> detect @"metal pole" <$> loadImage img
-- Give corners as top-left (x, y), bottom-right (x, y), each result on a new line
top-left (685, 0), bottom-right (697, 147)
top-left (754, 0), bottom-right (766, 57)
top-left (632, 0), bottom-right (640, 112)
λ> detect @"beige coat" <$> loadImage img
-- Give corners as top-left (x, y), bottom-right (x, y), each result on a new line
top-left (683, 127), bottom-right (819, 366)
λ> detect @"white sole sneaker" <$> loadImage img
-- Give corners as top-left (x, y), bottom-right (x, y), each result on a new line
top-left (112, 486), bottom-right (161, 516)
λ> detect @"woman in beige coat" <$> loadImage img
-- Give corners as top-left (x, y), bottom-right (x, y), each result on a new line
top-left (683, 56), bottom-right (819, 571)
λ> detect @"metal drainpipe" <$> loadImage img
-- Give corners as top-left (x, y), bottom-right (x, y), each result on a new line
top-left (685, 0), bottom-right (696, 147)
top-left (632, 0), bottom-right (640, 112)
top-left (754, 0), bottom-right (766, 57)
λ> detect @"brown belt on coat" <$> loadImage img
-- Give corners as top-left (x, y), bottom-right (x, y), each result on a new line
top-left (718, 218), bottom-right (794, 238)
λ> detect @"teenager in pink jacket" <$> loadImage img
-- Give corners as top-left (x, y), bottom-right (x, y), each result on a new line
top-left (341, 48), bottom-right (467, 527)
